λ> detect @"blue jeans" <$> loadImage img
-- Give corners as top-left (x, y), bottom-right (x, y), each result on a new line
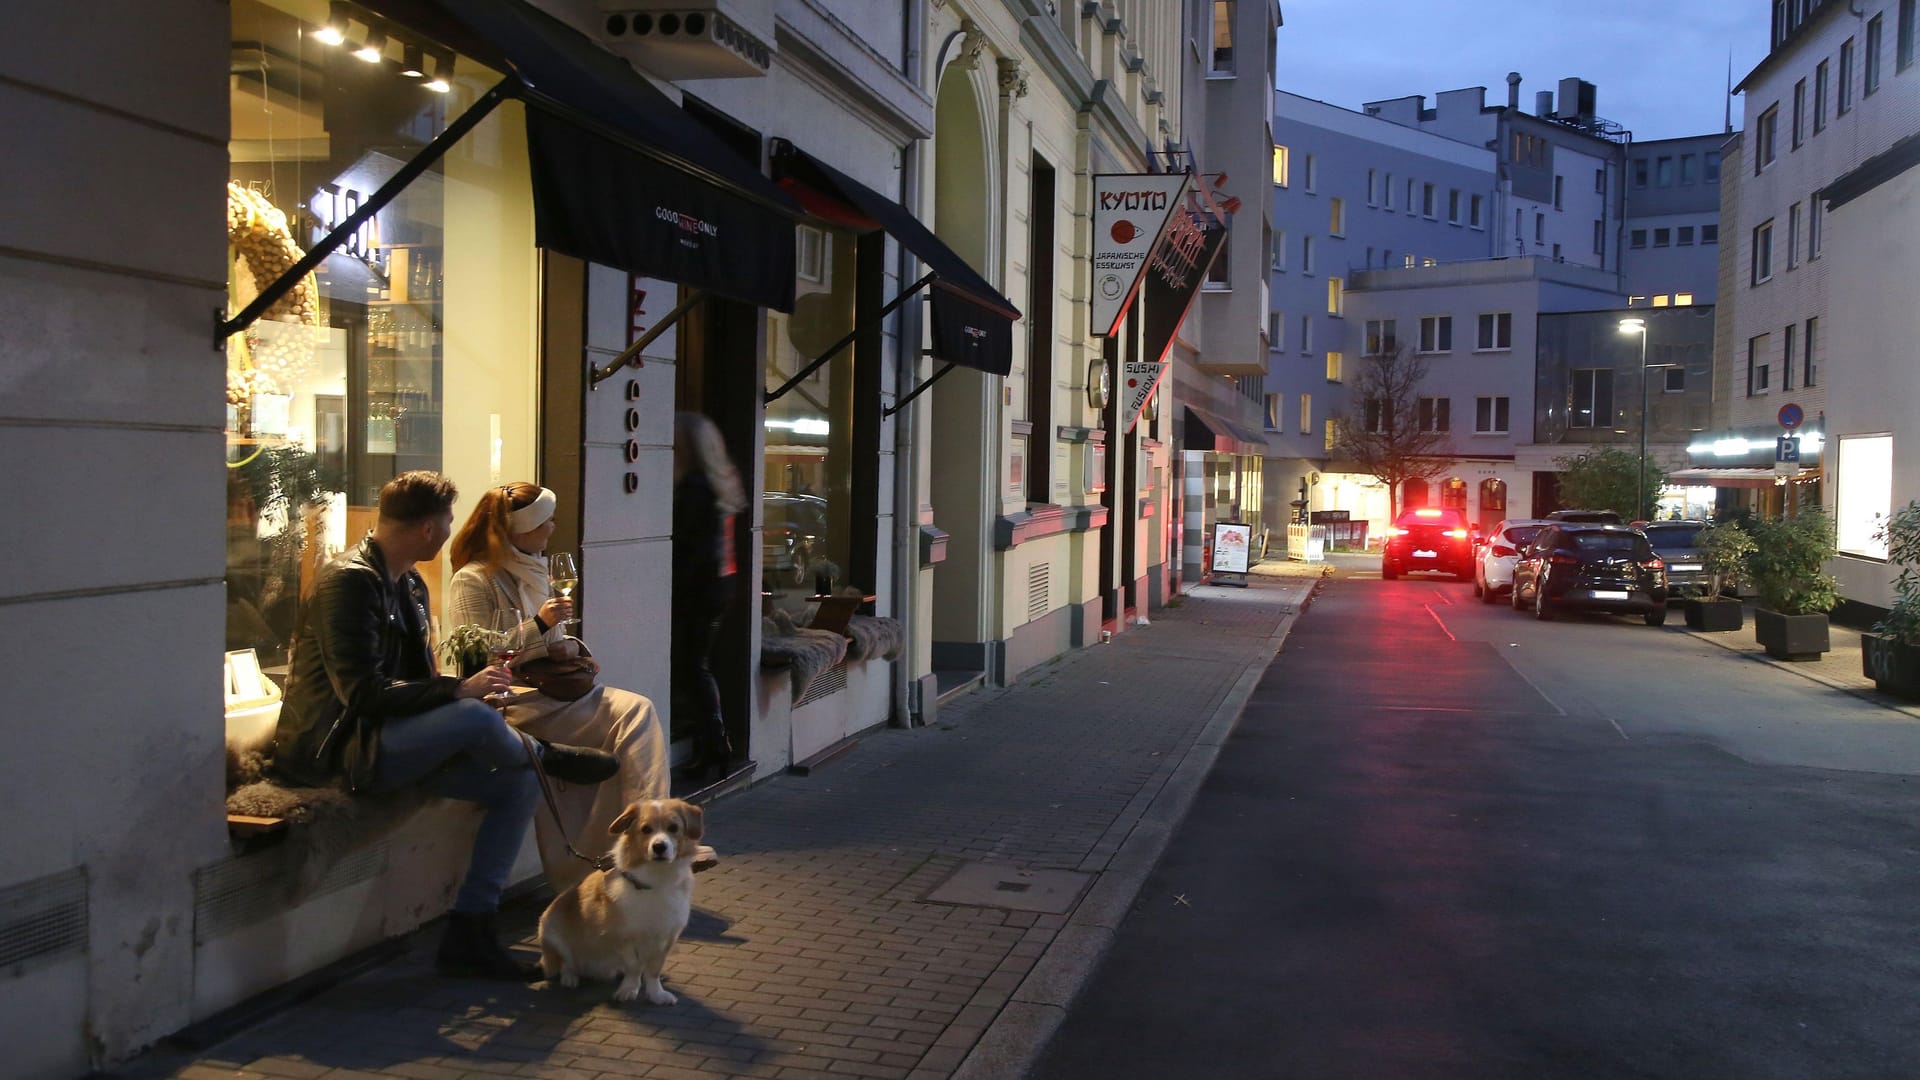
top-left (369, 698), bottom-right (538, 913)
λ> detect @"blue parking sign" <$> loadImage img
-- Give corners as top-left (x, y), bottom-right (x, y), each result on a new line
top-left (1776, 435), bottom-right (1800, 463)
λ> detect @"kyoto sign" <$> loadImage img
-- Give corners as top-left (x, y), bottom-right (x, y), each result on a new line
top-left (1091, 174), bottom-right (1192, 337)
top-left (1121, 360), bottom-right (1167, 434)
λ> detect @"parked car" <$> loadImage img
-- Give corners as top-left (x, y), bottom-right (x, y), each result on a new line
top-left (1473, 518), bottom-right (1551, 603)
top-left (763, 492), bottom-right (828, 588)
top-left (1382, 507), bottom-right (1475, 580)
top-left (1544, 508), bottom-right (1624, 524)
top-left (1640, 520), bottom-right (1713, 597)
top-left (1510, 523), bottom-right (1669, 625)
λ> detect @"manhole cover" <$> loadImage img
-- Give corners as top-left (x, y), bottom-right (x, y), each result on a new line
top-left (923, 863), bottom-right (1094, 914)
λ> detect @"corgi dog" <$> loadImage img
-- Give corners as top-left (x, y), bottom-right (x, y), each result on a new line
top-left (536, 798), bottom-right (704, 1004)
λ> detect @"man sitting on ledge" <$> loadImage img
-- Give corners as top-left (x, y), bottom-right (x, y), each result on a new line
top-left (271, 470), bottom-right (617, 980)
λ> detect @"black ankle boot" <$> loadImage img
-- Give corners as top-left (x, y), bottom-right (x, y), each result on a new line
top-left (436, 911), bottom-right (539, 981)
top-left (537, 739), bottom-right (618, 785)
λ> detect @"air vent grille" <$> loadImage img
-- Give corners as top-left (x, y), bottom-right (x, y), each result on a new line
top-left (0, 867), bottom-right (87, 976)
top-left (1028, 562), bottom-right (1051, 622)
top-left (794, 664), bottom-right (848, 708)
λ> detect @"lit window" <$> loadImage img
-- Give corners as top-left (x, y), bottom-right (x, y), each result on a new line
top-left (1272, 144), bottom-right (1289, 187)
top-left (1265, 392), bottom-right (1283, 429)
top-left (1652, 294), bottom-right (1671, 307)
top-left (1836, 435), bottom-right (1894, 558)
top-left (1675, 292), bottom-right (1695, 305)
top-left (1325, 351), bottom-right (1344, 382)
top-left (1211, 0), bottom-right (1236, 73)
top-left (1325, 418), bottom-right (1337, 450)
top-left (1327, 277), bottom-right (1343, 316)
top-left (1299, 392), bottom-right (1311, 435)
top-left (1330, 198), bottom-right (1345, 235)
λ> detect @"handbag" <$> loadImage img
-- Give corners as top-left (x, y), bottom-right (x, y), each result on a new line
top-left (513, 636), bottom-right (600, 701)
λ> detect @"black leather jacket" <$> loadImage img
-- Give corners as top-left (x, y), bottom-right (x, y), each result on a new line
top-left (272, 537), bottom-right (458, 787)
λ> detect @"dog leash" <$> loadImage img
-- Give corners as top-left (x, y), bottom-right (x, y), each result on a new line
top-left (517, 731), bottom-right (618, 874)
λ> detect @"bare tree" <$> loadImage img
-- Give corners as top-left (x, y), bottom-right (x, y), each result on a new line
top-left (1331, 344), bottom-right (1451, 521)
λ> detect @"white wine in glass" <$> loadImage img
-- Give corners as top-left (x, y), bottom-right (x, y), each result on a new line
top-left (549, 552), bottom-right (579, 631)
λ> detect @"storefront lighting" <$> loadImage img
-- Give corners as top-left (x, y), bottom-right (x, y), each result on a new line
top-left (353, 29), bottom-right (388, 64)
top-left (425, 52), bottom-right (453, 92)
top-left (400, 44), bottom-right (426, 78)
top-left (311, 2), bottom-right (349, 46)
top-left (1712, 437), bottom-right (1749, 457)
top-left (764, 418), bottom-right (830, 435)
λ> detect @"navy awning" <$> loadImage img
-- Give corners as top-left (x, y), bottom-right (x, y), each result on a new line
top-left (1185, 405), bottom-right (1268, 456)
top-left (365, 0), bottom-right (798, 311)
top-left (770, 138), bottom-right (1019, 376)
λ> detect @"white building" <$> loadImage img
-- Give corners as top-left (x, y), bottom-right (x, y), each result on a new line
top-left (1723, 0), bottom-right (1920, 607)
top-left (1623, 132), bottom-right (1731, 305)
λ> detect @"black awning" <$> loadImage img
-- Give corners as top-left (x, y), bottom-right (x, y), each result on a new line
top-left (1185, 405), bottom-right (1268, 456)
top-left (769, 138), bottom-right (1019, 376)
top-left (366, 0), bottom-right (797, 311)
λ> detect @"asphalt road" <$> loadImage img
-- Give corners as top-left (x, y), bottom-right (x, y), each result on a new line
top-left (1032, 571), bottom-right (1920, 1079)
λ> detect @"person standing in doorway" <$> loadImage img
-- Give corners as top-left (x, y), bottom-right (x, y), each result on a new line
top-left (673, 413), bottom-right (745, 783)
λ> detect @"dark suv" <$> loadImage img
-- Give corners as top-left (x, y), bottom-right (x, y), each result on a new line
top-left (1510, 523), bottom-right (1669, 625)
top-left (1382, 507), bottom-right (1475, 580)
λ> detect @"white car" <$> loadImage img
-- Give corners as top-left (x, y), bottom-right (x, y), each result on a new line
top-left (1473, 518), bottom-right (1552, 603)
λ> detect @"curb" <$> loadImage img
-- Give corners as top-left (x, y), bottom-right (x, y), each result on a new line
top-left (950, 579), bottom-right (1316, 1080)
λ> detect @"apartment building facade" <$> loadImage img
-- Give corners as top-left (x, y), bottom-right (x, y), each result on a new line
top-left (1263, 90), bottom-right (1497, 527)
top-left (1723, 0), bottom-right (1920, 607)
top-left (1623, 132), bottom-right (1731, 304)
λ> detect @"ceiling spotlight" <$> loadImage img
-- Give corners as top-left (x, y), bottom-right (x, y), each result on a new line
top-left (424, 52), bottom-right (453, 92)
top-left (311, 1), bottom-right (348, 46)
top-left (400, 44), bottom-right (425, 78)
top-left (354, 28), bottom-right (387, 63)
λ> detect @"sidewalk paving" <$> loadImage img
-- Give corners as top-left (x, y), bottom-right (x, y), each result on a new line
top-left (126, 575), bottom-right (1316, 1080)
top-left (1682, 605), bottom-right (1920, 721)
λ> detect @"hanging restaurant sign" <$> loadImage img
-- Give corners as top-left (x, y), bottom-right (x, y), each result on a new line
top-left (1139, 183), bottom-right (1231, 369)
top-left (1091, 173), bottom-right (1192, 337)
top-left (1121, 360), bottom-right (1167, 435)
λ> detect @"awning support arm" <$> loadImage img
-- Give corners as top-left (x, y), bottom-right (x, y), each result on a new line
top-left (214, 76), bottom-right (518, 348)
top-left (764, 271), bottom-right (935, 404)
top-left (884, 362), bottom-right (956, 418)
top-left (588, 290), bottom-right (707, 388)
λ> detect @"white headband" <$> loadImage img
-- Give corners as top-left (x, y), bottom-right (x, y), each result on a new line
top-left (507, 487), bottom-right (557, 533)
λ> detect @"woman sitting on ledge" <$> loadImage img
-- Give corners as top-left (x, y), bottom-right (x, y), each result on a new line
top-left (446, 483), bottom-right (695, 891)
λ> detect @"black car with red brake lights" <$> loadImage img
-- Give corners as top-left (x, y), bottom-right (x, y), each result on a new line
top-left (1381, 507), bottom-right (1475, 580)
top-left (1509, 523), bottom-right (1670, 625)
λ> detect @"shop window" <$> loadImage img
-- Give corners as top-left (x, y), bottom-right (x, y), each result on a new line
top-left (1440, 478), bottom-right (1468, 510)
top-left (224, 0), bottom-right (537, 667)
top-left (1836, 434), bottom-right (1894, 558)
top-left (764, 225), bottom-right (860, 613)
top-left (1480, 478), bottom-right (1508, 512)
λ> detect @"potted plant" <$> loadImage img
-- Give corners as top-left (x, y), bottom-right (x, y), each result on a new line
top-left (440, 623), bottom-right (494, 679)
top-left (1745, 507), bottom-right (1840, 660)
top-left (1684, 519), bottom-right (1754, 631)
top-left (1862, 500), bottom-right (1920, 699)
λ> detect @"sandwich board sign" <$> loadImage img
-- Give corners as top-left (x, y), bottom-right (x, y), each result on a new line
top-left (1091, 174), bottom-right (1192, 337)
top-left (1211, 521), bottom-right (1252, 587)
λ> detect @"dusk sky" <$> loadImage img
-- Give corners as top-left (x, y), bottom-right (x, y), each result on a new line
top-left (1275, 0), bottom-right (1774, 142)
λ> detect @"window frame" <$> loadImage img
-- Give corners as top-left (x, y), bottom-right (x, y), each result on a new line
top-left (1809, 191), bottom-right (1824, 259)
top-left (1475, 311), bottom-right (1513, 352)
top-left (1814, 58), bottom-right (1830, 133)
top-left (1272, 144), bottom-right (1289, 188)
top-left (1756, 104), bottom-right (1779, 173)
top-left (1792, 78), bottom-right (1806, 148)
top-left (1840, 37), bottom-right (1856, 114)
top-left (1210, 0), bottom-right (1236, 74)
top-left (1325, 351), bottom-right (1344, 383)
top-left (1474, 395), bottom-right (1511, 434)
top-left (1752, 219), bottom-right (1775, 285)
top-left (1569, 368), bottom-right (1614, 429)
top-left (1418, 315), bottom-right (1453, 355)
top-left (1787, 202), bottom-right (1801, 269)
top-left (1416, 396), bottom-right (1451, 434)
top-left (1867, 13), bottom-right (1884, 96)
top-left (1747, 332), bottom-right (1772, 395)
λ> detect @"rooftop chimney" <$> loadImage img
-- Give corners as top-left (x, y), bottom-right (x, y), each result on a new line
top-left (1535, 90), bottom-right (1554, 117)
top-left (1506, 72), bottom-right (1521, 111)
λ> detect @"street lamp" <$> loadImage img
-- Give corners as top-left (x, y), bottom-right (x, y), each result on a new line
top-left (1618, 317), bottom-right (1650, 522)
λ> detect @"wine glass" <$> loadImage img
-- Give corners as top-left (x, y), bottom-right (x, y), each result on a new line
top-left (484, 607), bottom-right (523, 707)
top-left (549, 552), bottom-right (580, 632)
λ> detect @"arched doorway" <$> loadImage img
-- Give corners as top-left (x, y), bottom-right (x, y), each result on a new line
top-left (928, 62), bottom-right (997, 676)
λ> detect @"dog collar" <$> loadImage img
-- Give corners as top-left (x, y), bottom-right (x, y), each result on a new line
top-left (614, 868), bottom-right (652, 891)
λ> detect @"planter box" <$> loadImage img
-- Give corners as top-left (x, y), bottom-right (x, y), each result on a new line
top-left (1684, 598), bottom-right (1745, 632)
top-left (1862, 633), bottom-right (1920, 700)
top-left (1753, 608), bottom-right (1830, 660)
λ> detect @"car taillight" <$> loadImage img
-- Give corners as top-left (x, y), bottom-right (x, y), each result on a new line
top-left (1492, 544), bottom-right (1517, 557)
top-left (1387, 527), bottom-right (1407, 536)
top-left (1642, 559), bottom-right (1666, 579)
top-left (1445, 529), bottom-right (1468, 539)
top-left (1549, 552), bottom-right (1579, 566)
